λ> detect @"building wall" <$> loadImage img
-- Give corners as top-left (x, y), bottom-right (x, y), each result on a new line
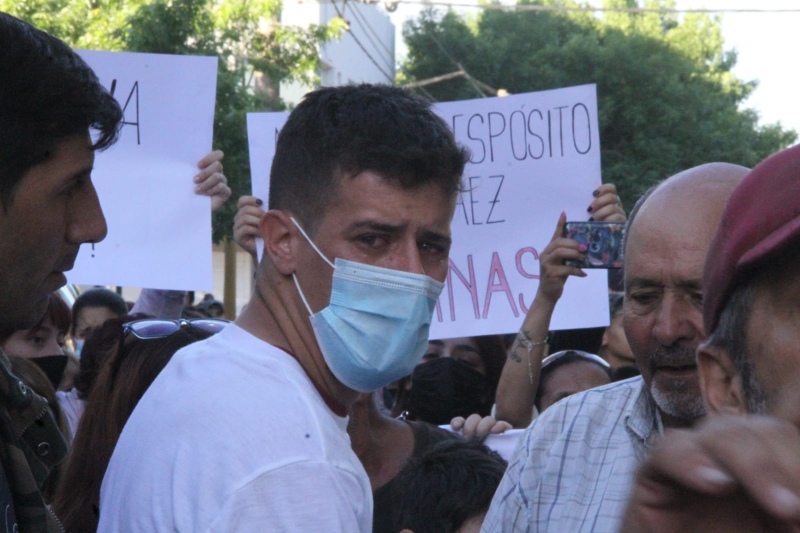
top-left (281, 0), bottom-right (395, 105)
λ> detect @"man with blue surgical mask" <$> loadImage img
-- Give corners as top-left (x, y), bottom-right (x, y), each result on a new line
top-left (99, 85), bottom-right (469, 532)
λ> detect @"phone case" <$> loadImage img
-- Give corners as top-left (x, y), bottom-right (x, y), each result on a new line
top-left (563, 221), bottom-right (625, 269)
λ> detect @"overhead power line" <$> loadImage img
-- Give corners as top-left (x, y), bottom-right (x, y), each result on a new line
top-left (331, 0), bottom-right (395, 82)
top-left (346, 1), bottom-right (395, 64)
top-left (402, 70), bottom-right (465, 88)
top-left (383, 1), bottom-right (800, 13)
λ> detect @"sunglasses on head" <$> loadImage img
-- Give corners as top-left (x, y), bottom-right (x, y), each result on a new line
top-left (122, 318), bottom-right (229, 340)
top-left (541, 349), bottom-right (610, 370)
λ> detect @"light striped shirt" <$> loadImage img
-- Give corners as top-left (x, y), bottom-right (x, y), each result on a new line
top-left (482, 377), bottom-right (661, 533)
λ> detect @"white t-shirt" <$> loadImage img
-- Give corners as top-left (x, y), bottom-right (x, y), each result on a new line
top-left (98, 324), bottom-right (372, 532)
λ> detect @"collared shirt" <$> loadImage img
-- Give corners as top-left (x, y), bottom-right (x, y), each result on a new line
top-left (481, 377), bottom-right (660, 533)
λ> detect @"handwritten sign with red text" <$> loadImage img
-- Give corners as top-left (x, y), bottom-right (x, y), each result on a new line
top-left (247, 85), bottom-right (610, 337)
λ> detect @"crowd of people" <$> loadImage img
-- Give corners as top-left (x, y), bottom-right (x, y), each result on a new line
top-left (2, 10), bottom-right (800, 533)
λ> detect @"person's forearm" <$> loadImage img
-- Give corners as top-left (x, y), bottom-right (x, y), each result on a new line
top-left (494, 294), bottom-right (557, 427)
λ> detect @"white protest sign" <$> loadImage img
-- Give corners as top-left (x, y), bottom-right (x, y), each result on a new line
top-left (70, 50), bottom-right (218, 291)
top-left (432, 85), bottom-right (607, 337)
top-left (246, 112), bottom-right (287, 262)
top-left (246, 84), bottom-right (609, 337)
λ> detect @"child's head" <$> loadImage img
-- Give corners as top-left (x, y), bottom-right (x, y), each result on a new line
top-left (392, 438), bottom-right (507, 533)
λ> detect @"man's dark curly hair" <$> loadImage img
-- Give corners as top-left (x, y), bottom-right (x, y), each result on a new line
top-left (268, 84), bottom-right (469, 233)
top-left (0, 12), bottom-right (122, 210)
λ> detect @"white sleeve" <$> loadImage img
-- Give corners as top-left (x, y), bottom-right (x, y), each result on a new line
top-left (203, 460), bottom-right (372, 533)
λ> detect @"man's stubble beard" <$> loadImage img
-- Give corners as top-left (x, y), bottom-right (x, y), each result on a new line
top-left (647, 345), bottom-right (706, 421)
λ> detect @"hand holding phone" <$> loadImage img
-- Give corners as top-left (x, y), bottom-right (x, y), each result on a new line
top-left (563, 221), bottom-right (625, 269)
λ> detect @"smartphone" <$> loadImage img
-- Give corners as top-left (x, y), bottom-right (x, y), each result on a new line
top-left (563, 221), bottom-right (625, 269)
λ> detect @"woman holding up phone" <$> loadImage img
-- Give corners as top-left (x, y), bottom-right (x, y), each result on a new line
top-left (493, 184), bottom-right (626, 428)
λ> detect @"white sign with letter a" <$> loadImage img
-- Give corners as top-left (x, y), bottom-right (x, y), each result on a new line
top-left (70, 50), bottom-right (218, 291)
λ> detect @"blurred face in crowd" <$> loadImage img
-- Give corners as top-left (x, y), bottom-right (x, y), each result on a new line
top-left (1, 316), bottom-right (65, 358)
top-left (0, 132), bottom-right (107, 331)
top-left (600, 312), bottom-right (635, 369)
top-left (538, 360), bottom-right (611, 412)
top-left (73, 305), bottom-right (119, 340)
top-left (623, 165), bottom-right (746, 427)
top-left (422, 337), bottom-right (486, 375)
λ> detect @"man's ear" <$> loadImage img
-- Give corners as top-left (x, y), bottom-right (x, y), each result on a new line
top-left (697, 341), bottom-right (747, 416)
top-left (259, 210), bottom-right (297, 276)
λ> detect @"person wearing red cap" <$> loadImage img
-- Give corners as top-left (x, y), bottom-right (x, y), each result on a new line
top-left (622, 144), bottom-right (800, 532)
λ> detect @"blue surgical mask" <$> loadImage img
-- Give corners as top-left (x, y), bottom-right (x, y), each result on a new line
top-left (291, 218), bottom-right (445, 392)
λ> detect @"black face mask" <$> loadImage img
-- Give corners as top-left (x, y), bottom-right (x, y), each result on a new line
top-left (30, 355), bottom-right (69, 390)
top-left (406, 357), bottom-right (490, 425)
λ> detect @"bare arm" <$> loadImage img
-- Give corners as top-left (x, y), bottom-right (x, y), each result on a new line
top-left (494, 184), bottom-right (625, 428)
top-left (493, 212), bottom-right (585, 427)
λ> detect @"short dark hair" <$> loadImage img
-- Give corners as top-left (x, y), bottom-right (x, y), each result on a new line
top-left (268, 84), bottom-right (469, 233)
top-left (0, 12), bottom-right (122, 210)
top-left (71, 288), bottom-right (128, 337)
top-left (391, 438), bottom-right (507, 533)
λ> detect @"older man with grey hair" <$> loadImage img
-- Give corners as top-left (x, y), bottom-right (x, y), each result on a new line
top-left (482, 162), bottom-right (750, 532)
top-left (623, 144), bottom-right (800, 533)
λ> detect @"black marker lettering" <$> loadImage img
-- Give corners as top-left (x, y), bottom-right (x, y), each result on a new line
top-left (488, 111), bottom-right (506, 163)
top-left (572, 103), bottom-right (592, 154)
top-left (467, 114), bottom-right (486, 164)
top-left (486, 175), bottom-right (505, 224)
top-left (527, 109), bottom-right (545, 159)
top-left (468, 176), bottom-right (482, 225)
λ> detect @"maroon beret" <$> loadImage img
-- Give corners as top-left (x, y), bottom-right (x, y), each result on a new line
top-left (703, 144), bottom-right (800, 335)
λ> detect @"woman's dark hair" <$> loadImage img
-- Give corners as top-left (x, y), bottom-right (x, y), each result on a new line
top-left (0, 292), bottom-right (72, 346)
top-left (70, 288), bottom-right (128, 337)
top-left (72, 314), bottom-right (148, 399)
top-left (51, 325), bottom-right (212, 533)
top-left (547, 327), bottom-right (605, 355)
top-left (473, 335), bottom-right (507, 412)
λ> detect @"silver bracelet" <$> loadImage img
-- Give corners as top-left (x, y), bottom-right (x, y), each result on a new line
top-left (518, 330), bottom-right (549, 384)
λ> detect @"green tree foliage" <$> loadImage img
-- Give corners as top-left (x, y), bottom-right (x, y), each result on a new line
top-left (402, 0), bottom-right (796, 207)
top-left (3, 0), bottom-right (343, 242)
